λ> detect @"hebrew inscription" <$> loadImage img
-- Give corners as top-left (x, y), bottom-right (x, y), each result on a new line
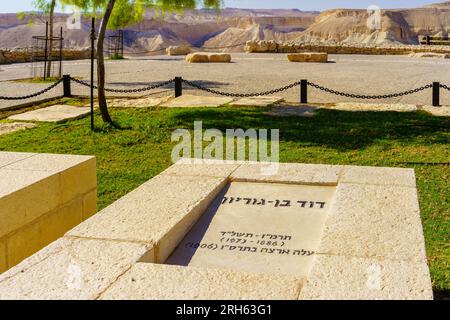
top-left (166, 182), bottom-right (336, 277)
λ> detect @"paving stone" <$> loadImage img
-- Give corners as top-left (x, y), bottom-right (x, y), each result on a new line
top-left (265, 104), bottom-right (318, 117)
top-left (0, 122), bottom-right (36, 136)
top-left (327, 102), bottom-right (417, 112)
top-left (0, 237), bottom-right (150, 300)
top-left (99, 263), bottom-right (304, 300)
top-left (301, 255), bottom-right (433, 300)
top-left (8, 105), bottom-right (91, 123)
top-left (420, 105), bottom-right (450, 117)
top-left (105, 96), bottom-right (172, 108)
top-left (230, 96), bottom-right (284, 107)
top-left (161, 95), bottom-right (233, 108)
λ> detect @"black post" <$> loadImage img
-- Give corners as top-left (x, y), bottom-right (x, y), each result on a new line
top-left (63, 74), bottom-right (71, 97)
top-left (43, 21), bottom-right (49, 80)
top-left (432, 82), bottom-right (440, 107)
top-left (90, 18), bottom-right (96, 131)
top-left (426, 35), bottom-right (431, 46)
top-left (300, 79), bottom-right (308, 104)
top-left (59, 27), bottom-right (63, 78)
top-left (175, 77), bottom-right (183, 97)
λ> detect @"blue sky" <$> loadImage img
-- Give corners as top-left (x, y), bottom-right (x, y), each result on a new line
top-left (0, 0), bottom-right (440, 13)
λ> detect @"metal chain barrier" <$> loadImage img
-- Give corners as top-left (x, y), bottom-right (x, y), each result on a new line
top-left (440, 84), bottom-right (450, 91)
top-left (71, 77), bottom-right (174, 93)
top-left (307, 81), bottom-right (433, 99)
top-left (181, 79), bottom-right (300, 97)
top-left (0, 78), bottom-right (63, 101)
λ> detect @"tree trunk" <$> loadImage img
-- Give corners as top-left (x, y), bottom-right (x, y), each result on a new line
top-left (96, 0), bottom-right (115, 123)
top-left (46, 0), bottom-right (56, 78)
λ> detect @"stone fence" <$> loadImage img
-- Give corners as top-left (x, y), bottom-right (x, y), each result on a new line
top-left (0, 48), bottom-right (92, 65)
top-left (244, 40), bottom-right (450, 55)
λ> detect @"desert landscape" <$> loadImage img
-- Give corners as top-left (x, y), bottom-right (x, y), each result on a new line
top-left (0, 2), bottom-right (449, 53)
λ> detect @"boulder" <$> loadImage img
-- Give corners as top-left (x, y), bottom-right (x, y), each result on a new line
top-left (186, 53), bottom-right (232, 63)
top-left (208, 53), bottom-right (231, 63)
top-left (166, 45), bottom-right (191, 56)
top-left (0, 50), bottom-right (7, 64)
top-left (287, 52), bottom-right (328, 63)
top-left (244, 40), bottom-right (278, 53)
top-left (186, 53), bottom-right (209, 63)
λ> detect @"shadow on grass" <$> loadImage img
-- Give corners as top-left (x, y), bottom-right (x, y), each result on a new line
top-left (170, 107), bottom-right (450, 151)
top-left (434, 289), bottom-right (450, 300)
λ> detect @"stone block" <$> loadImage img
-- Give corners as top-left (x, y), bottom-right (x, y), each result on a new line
top-left (82, 189), bottom-right (97, 220)
top-left (0, 169), bottom-right (61, 238)
top-left (231, 162), bottom-right (341, 185)
top-left (230, 96), bottom-right (284, 107)
top-left (208, 53), bottom-right (231, 63)
top-left (318, 183), bottom-right (427, 262)
top-left (186, 53), bottom-right (209, 63)
top-left (99, 263), bottom-right (304, 300)
top-left (0, 152), bottom-right (35, 168)
top-left (0, 238), bottom-right (150, 300)
top-left (161, 94), bottom-right (234, 108)
top-left (67, 175), bottom-right (227, 262)
top-left (300, 255), bottom-right (433, 300)
top-left (340, 166), bottom-right (416, 187)
top-left (160, 159), bottom-right (241, 178)
top-left (166, 45), bottom-right (191, 56)
top-left (6, 198), bottom-right (83, 267)
top-left (288, 52), bottom-right (328, 63)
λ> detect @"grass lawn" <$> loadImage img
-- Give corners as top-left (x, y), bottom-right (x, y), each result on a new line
top-left (0, 100), bottom-right (448, 298)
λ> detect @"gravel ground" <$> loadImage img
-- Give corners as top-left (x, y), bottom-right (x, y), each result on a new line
top-left (1, 53), bottom-right (450, 110)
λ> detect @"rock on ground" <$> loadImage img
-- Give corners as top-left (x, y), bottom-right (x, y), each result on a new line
top-left (0, 122), bottom-right (36, 136)
top-left (408, 52), bottom-right (450, 59)
top-left (186, 53), bottom-right (232, 63)
top-left (288, 52), bottom-right (328, 63)
top-left (166, 45), bottom-right (191, 56)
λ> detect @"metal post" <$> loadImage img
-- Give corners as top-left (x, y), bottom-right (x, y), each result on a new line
top-left (426, 35), bottom-right (431, 46)
top-left (433, 82), bottom-right (440, 107)
top-left (90, 18), bottom-right (96, 131)
top-left (175, 77), bottom-right (183, 97)
top-left (300, 79), bottom-right (308, 104)
top-left (43, 21), bottom-right (49, 80)
top-left (63, 74), bottom-right (71, 97)
top-left (59, 27), bottom-right (63, 78)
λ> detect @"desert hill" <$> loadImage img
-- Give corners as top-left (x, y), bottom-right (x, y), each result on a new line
top-left (0, 3), bottom-right (449, 52)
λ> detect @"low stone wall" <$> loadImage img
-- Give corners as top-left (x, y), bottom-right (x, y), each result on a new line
top-left (0, 48), bottom-right (92, 65)
top-left (245, 40), bottom-right (450, 56)
top-left (0, 152), bottom-right (97, 274)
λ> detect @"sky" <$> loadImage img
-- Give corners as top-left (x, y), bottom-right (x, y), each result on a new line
top-left (0, 0), bottom-right (441, 13)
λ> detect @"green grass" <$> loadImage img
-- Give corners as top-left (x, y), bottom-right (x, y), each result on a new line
top-left (0, 103), bottom-right (448, 298)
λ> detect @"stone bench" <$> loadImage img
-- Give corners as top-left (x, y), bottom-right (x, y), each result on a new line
top-left (0, 152), bottom-right (97, 274)
top-left (0, 159), bottom-right (432, 300)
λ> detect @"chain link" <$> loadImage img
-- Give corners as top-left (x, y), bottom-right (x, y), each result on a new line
top-left (307, 81), bottom-right (433, 99)
top-left (182, 79), bottom-right (300, 97)
top-left (71, 77), bottom-right (174, 93)
top-left (0, 78), bottom-right (63, 101)
top-left (440, 84), bottom-right (450, 91)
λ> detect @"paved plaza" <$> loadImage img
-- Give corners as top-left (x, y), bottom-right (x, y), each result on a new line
top-left (0, 53), bottom-right (450, 110)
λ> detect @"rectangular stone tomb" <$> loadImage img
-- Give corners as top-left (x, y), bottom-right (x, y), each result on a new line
top-left (166, 182), bottom-right (336, 277)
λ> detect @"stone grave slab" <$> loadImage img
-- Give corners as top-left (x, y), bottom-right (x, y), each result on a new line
top-left (161, 94), bottom-right (233, 108)
top-left (167, 182), bottom-right (335, 277)
top-left (0, 161), bottom-right (433, 300)
top-left (230, 96), bottom-right (284, 107)
top-left (0, 122), bottom-right (36, 136)
top-left (8, 105), bottom-right (91, 123)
